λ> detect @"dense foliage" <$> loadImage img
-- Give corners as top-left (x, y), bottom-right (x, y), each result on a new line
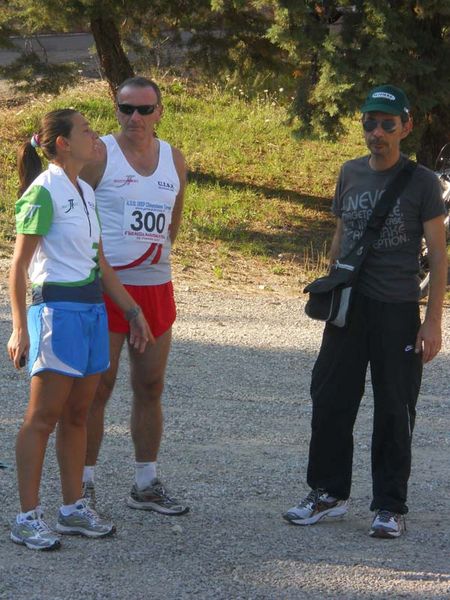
top-left (268, 1), bottom-right (450, 165)
top-left (0, 0), bottom-right (449, 163)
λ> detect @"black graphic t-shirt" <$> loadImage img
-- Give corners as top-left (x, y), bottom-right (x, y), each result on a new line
top-left (332, 154), bottom-right (445, 302)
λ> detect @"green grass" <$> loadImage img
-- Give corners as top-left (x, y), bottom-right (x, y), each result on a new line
top-left (0, 77), bottom-right (366, 274)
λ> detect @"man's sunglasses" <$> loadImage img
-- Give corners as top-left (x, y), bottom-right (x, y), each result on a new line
top-left (362, 118), bottom-right (398, 133)
top-left (118, 103), bottom-right (158, 116)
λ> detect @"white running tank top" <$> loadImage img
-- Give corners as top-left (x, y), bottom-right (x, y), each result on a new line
top-left (96, 135), bottom-right (180, 285)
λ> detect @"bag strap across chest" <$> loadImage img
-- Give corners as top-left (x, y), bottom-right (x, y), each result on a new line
top-left (338, 160), bottom-right (417, 271)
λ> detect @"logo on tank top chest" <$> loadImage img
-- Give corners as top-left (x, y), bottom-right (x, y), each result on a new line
top-left (158, 180), bottom-right (175, 191)
top-left (113, 174), bottom-right (139, 187)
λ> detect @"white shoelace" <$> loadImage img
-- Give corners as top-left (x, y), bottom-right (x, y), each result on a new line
top-left (30, 517), bottom-right (51, 534)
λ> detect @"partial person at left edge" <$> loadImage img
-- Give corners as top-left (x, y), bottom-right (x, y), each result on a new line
top-left (7, 108), bottom-right (153, 551)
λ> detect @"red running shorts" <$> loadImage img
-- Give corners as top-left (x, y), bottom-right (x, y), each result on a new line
top-left (103, 281), bottom-right (176, 338)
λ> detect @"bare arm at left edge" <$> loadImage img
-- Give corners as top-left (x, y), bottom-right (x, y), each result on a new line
top-left (7, 234), bottom-right (40, 368)
top-left (415, 215), bottom-right (448, 363)
top-left (169, 147), bottom-right (187, 244)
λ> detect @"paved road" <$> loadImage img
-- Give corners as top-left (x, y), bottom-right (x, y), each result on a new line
top-left (0, 33), bottom-right (97, 68)
top-left (0, 30), bottom-right (189, 75)
top-left (0, 33), bottom-right (100, 98)
top-left (0, 32), bottom-right (102, 96)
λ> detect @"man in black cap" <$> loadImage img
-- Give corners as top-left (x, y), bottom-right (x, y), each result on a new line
top-left (283, 84), bottom-right (447, 538)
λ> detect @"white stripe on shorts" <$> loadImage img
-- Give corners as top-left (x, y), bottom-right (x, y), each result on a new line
top-left (30, 306), bottom-right (83, 377)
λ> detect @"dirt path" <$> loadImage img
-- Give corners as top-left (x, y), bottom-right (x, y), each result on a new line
top-left (0, 260), bottom-right (449, 599)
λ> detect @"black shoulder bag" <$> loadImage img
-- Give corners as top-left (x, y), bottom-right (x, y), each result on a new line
top-left (304, 160), bottom-right (417, 328)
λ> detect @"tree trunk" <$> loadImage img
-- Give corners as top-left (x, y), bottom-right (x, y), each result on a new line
top-left (416, 106), bottom-right (450, 169)
top-left (90, 16), bottom-right (134, 98)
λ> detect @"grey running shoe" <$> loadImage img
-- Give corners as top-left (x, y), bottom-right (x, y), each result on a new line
top-left (126, 478), bottom-right (190, 515)
top-left (10, 511), bottom-right (61, 551)
top-left (369, 510), bottom-right (405, 539)
top-left (283, 489), bottom-right (349, 525)
top-left (56, 499), bottom-right (116, 538)
top-left (82, 481), bottom-right (96, 508)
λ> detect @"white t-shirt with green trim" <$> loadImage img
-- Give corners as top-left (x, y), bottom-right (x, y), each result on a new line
top-left (16, 163), bottom-right (101, 287)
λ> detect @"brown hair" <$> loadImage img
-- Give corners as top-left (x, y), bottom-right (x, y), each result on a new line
top-left (116, 76), bottom-right (162, 105)
top-left (17, 108), bottom-right (78, 196)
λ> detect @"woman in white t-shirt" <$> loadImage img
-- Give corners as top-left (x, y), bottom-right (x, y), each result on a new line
top-left (8, 108), bottom-right (153, 551)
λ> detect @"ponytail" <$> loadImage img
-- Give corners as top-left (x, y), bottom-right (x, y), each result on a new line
top-left (16, 108), bottom-right (78, 197)
top-left (17, 141), bottom-right (42, 197)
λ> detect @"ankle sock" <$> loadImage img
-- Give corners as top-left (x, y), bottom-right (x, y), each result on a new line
top-left (60, 500), bottom-right (83, 516)
top-left (135, 461), bottom-right (157, 490)
top-left (83, 466), bottom-right (95, 484)
top-left (18, 505), bottom-right (42, 522)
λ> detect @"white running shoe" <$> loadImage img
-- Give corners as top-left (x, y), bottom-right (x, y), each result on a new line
top-left (11, 510), bottom-right (61, 551)
top-left (127, 478), bottom-right (189, 515)
top-left (369, 510), bottom-right (405, 538)
top-left (283, 489), bottom-right (349, 525)
top-left (56, 499), bottom-right (115, 538)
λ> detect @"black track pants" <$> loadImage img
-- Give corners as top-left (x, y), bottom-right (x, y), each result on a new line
top-left (307, 292), bottom-right (422, 514)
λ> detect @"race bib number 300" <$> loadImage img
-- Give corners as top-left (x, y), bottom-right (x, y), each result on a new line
top-left (123, 199), bottom-right (172, 243)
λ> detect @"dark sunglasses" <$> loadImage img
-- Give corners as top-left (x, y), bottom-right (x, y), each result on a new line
top-left (118, 103), bottom-right (157, 116)
top-left (362, 118), bottom-right (398, 133)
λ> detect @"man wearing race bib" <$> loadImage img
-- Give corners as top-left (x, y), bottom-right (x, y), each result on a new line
top-left (81, 76), bottom-right (188, 515)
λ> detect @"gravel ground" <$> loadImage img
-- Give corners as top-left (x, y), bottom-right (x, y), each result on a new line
top-left (0, 268), bottom-right (449, 600)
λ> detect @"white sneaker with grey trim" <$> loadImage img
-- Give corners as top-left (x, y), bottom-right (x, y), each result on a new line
top-left (369, 510), bottom-right (405, 538)
top-left (56, 499), bottom-right (115, 538)
top-left (11, 510), bottom-right (61, 551)
top-left (127, 478), bottom-right (190, 515)
top-left (283, 489), bottom-right (349, 525)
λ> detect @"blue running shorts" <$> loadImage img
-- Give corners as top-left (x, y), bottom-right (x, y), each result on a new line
top-left (27, 302), bottom-right (110, 378)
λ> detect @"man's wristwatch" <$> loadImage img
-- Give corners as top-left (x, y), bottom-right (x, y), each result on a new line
top-left (124, 305), bottom-right (141, 321)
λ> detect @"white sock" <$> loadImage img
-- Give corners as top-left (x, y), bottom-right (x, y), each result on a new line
top-left (135, 461), bottom-right (157, 490)
top-left (83, 466), bottom-right (95, 484)
top-left (60, 501), bottom-right (82, 516)
top-left (18, 505), bottom-right (42, 522)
